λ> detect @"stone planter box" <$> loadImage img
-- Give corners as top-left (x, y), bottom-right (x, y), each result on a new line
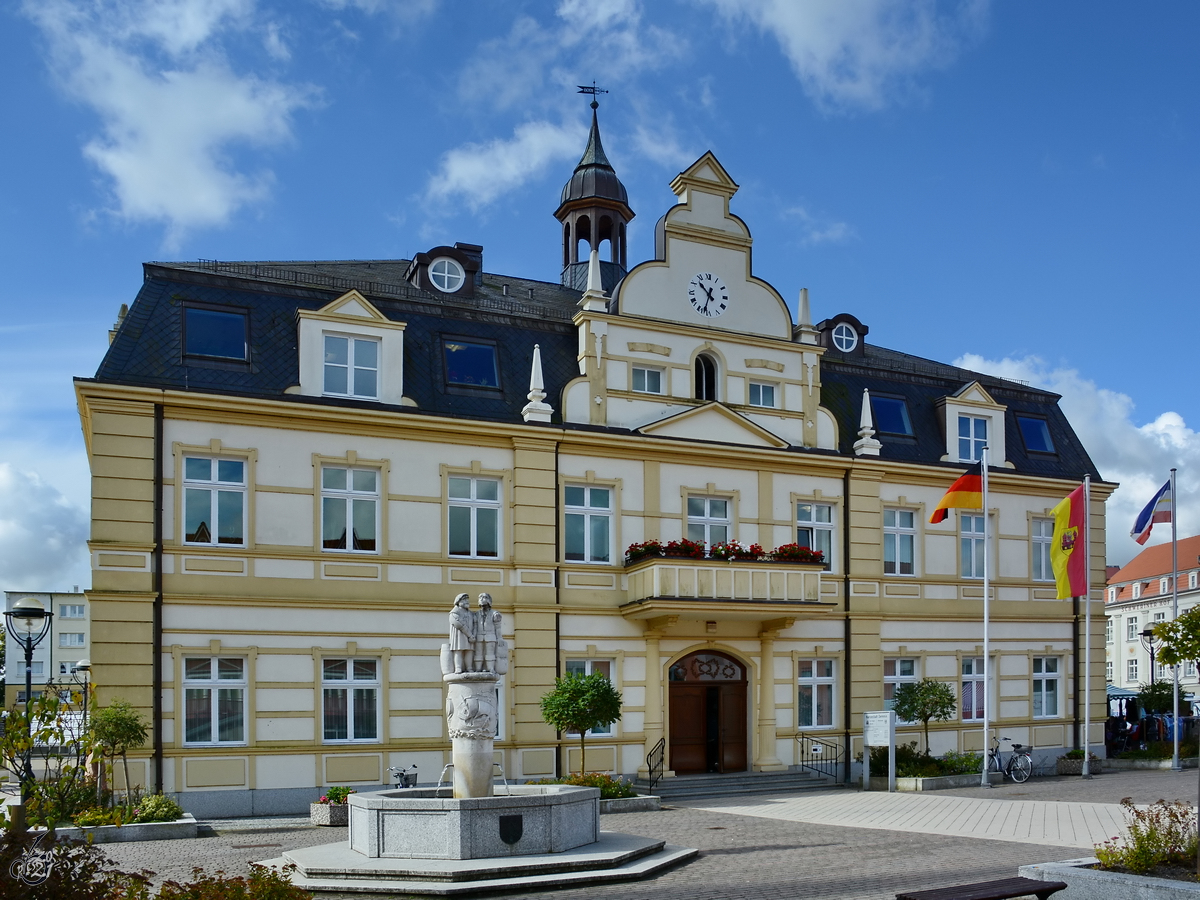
top-left (599, 795), bottom-right (660, 813)
top-left (1021, 857), bottom-right (1200, 898)
top-left (868, 772), bottom-right (1002, 792)
top-left (1104, 756), bottom-right (1198, 770)
top-left (310, 802), bottom-right (349, 826)
top-left (1056, 758), bottom-right (1103, 775)
top-left (32, 814), bottom-right (197, 844)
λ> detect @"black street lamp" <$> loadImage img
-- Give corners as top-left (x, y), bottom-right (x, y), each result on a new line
top-left (4, 597), bottom-right (54, 832)
top-left (1141, 627), bottom-right (1159, 685)
top-left (71, 658), bottom-right (91, 728)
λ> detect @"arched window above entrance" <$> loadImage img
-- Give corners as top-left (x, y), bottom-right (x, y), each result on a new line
top-left (669, 652), bottom-right (744, 682)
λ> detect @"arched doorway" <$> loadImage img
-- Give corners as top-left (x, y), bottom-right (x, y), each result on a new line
top-left (668, 651), bottom-right (747, 774)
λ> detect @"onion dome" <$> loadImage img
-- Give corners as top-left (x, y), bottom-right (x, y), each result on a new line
top-left (556, 107), bottom-right (631, 218)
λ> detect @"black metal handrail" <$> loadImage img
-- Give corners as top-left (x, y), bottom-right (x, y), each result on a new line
top-left (795, 731), bottom-right (843, 781)
top-left (646, 737), bottom-right (666, 793)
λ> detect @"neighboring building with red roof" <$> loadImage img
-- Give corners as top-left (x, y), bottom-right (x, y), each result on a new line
top-left (1106, 535), bottom-right (1200, 695)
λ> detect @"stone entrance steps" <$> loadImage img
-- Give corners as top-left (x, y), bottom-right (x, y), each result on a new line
top-left (634, 767), bottom-right (844, 802)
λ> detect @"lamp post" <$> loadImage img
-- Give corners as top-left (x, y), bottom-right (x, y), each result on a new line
top-left (1141, 627), bottom-right (1159, 685)
top-left (71, 657), bottom-right (92, 728)
top-left (4, 597), bottom-right (54, 832)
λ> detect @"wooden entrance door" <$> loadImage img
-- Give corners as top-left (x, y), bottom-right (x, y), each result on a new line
top-left (667, 651), bottom-right (747, 774)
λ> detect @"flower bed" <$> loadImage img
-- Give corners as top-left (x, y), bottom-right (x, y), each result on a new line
top-left (31, 814), bottom-right (198, 844)
top-left (624, 540), bottom-right (825, 566)
top-left (1021, 858), bottom-right (1200, 898)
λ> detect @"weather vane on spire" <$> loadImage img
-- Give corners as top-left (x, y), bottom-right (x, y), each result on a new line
top-left (577, 81), bottom-right (608, 110)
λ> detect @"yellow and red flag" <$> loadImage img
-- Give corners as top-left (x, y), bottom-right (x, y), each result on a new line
top-left (1051, 484), bottom-right (1087, 599)
top-left (929, 462), bottom-right (983, 524)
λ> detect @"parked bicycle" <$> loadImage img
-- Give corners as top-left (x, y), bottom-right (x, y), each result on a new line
top-left (388, 764), bottom-right (418, 788)
top-left (987, 736), bottom-right (1032, 783)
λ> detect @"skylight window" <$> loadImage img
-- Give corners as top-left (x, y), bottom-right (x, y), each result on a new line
top-left (1017, 416), bottom-right (1055, 453)
top-left (184, 307), bottom-right (247, 360)
top-left (444, 339), bottom-right (500, 388)
top-left (870, 395), bottom-right (913, 435)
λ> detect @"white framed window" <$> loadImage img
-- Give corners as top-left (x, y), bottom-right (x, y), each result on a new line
top-left (60, 633), bottom-right (85, 648)
top-left (184, 657), bottom-right (246, 745)
top-left (1032, 518), bottom-right (1053, 582)
top-left (798, 659), bottom-right (835, 729)
top-left (631, 366), bottom-right (663, 394)
top-left (1161, 578), bottom-right (1170, 594)
top-left (429, 257), bottom-right (466, 293)
top-left (323, 334), bottom-right (379, 399)
top-left (1032, 657), bottom-right (1059, 718)
top-left (958, 415), bottom-right (987, 462)
top-left (1186, 660), bottom-right (1197, 679)
top-left (1109, 587), bottom-right (1117, 602)
top-left (1132, 583), bottom-right (1142, 599)
top-left (883, 509), bottom-right (916, 576)
top-left (960, 514), bottom-right (986, 579)
top-left (321, 467), bottom-right (378, 552)
top-left (748, 382), bottom-right (776, 408)
top-left (1190, 572), bottom-right (1198, 590)
top-left (564, 659), bottom-right (614, 735)
top-left (1153, 611), bottom-right (1166, 624)
top-left (1106, 660), bottom-right (1113, 682)
top-left (1127, 616), bottom-right (1139, 641)
top-left (16, 660), bottom-right (44, 677)
top-left (831, 322), bottom-right (858, 352)
top-left (687, 496), bottom-right (729, 548)
top-left (1127, 658), bottom-right (1138, 684)
top-left (322, 658), bottom-right (380, 742)
top-left (883, 658), bottom-right (917, 717)
top-left (449, 476), bottom-right (501, 558)
top-left (694, 354), bottom-right (718, 401)
top-left (961, 657), bottom-right (985, 721)
top-left (59, 604), bottom-right (85, 619)
top-left (565, 485), bottom-right (611, 564)
top-left (797, 502), bottom-right (834, 563)
top-left (59, 662), bottom-right (76, 676)
top-left (1105, 617), bottom-right (1113, 644)
top-left (183, 457), bottom-right (245, 545)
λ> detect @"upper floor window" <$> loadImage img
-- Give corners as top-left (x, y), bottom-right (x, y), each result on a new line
top-left (60, 632), bottom-right (85, 647)
top-left (1106, 660), bottom-right (1113, 682)
top-left (695, 355), bottom-right (717, 401)
top-left (958, 415), bottom-right (987, 462)
top-left (831, 322), bottom-right (858, 352)
top-left (1132, 583), bottom-right (1141, 600)
top-left (183, 457), bottom-right (245, 545)
top-left (322, 658), bottom-right (380, 742)
top-left (324, 334), bottom-right (379, 399)
top-left (748, 382), bottom-right (776, 408)
top-left (449, 476), bottom-right (500, 558)
top-left (184, 657), bottom-right (245, 745)
top-left (1016, 415), bottom-right (1055, 454)
top-left (1032, 518), bottom-right (1054, 582)
top-left (1109, 587), bottom-right (1117, 602)
top-left (632, 366), bottom-right (663, 394)
top-left (883, 509), bottom-right (915, 576)
top-left (444, 339), bottom-right (500, 389)
top-left (60, 604), bottom-right (85, 619)
top-left (184, 306), bottom-right (247, 360)
top-left (871, 396), bottom-right (913, 436)
top-left (797, 502), bottom-right (834, 563)
top-left (564, 659), bottom-right (614, 735)
top-left (1127, 658), bottom-right (1138, 683)
top-left (1191, 572), bottom-right (1198, 590)
top-left (798, 659), bottom-right (835, 729)
top-left (321, 467), bottom-right (378, 552)
top-left (15, 660), bottom-right (44, 677)
top-left (687, 496), bottom-right (729, 548)
top-left (1105, 617), bottom-right (1113, 643)
top-left (960, 514), bottom-right (986, 579)
top-left (565, 485), bottom-right (611, 564)
top-left (429, 257), bottom-right (466, 293)
top-left (1161, 578), bottom-right (1171, 594)
top-left (1126, 616), bottom-right (1139, 641)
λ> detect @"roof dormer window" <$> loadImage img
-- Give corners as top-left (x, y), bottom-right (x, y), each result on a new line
top-left (430, 257), bottom-right (466, 293)
top-left (831, 322), bottom-right (858, 352)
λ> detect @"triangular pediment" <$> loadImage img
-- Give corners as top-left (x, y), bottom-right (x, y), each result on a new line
top-left (670, 151), bottom-right (739, 198)
top-left (638, 403), bottom-right (789, 448)
top-left (318, 290), bottom-right (387, 321)
top-left (952, 381), bottom-right (1001, 408)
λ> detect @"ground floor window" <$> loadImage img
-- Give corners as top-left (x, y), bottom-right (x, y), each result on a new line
top-left (323, 658), bottom-right (380, 742)
top-left (565, 659), bottom-right (613, 735)
top-left (961, 657), bottom-right (985, 721)
top-left (798, 659), bottom-right (835, 728)
top-left (184, 657), bottom-right (246, 744)
top-left (1032, 656), bottom-right (1060, 718)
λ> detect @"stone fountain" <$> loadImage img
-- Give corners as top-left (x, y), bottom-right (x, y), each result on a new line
top-left (271, 592), bottom-right (694, 895)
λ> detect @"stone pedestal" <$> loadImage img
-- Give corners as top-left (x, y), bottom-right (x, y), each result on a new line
top-left (444, 672), bottom-right (498, 799)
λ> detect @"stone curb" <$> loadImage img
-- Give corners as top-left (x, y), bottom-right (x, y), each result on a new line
top-left (600, 795), bottom-right (661, 813)
top-left (32, 814), bottom-right (198, 844)
top-left (1020, 857), bottom-right (1200, 898)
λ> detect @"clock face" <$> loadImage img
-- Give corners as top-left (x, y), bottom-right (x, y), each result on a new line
top-left (687, 272), bottom-right (729, 318)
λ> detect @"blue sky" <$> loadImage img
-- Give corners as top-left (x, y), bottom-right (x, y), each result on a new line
top-left (2, 0), bottom-right (1198, 590)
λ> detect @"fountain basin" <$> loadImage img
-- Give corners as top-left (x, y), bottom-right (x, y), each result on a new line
top-left (348, 785), bottom-right (600, 860)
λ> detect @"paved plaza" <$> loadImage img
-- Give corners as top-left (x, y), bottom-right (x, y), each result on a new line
top-left (54, 770), bottom-right (1200, 899)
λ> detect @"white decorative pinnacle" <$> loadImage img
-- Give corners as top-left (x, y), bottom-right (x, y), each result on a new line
top-left (795, 287), bottom-right (820, 345)
top-left (853, 388), bottom-right (882, 457)
top-left (579, 248), bottom-right (608, 312)
top-left (522, 344), bottom-right (554, 424)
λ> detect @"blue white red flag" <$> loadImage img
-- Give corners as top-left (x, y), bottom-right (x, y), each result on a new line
top-left (1131, 480), bottom-right (1172, 545)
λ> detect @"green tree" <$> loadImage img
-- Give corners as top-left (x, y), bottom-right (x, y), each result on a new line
top-left (892, 678), bottom-right (957, 756)
top-left (1138, 679), bottom-right (1175, 714)
top-left (1152, 607), bottom-right (1200, 877)
top-left (89, 699), bottom-right (148, 812)
top-left (540, 672), bottom-right (623, 775)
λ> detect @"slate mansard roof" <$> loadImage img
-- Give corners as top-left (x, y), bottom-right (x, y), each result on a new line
top-left (89, 258), bottom-right (1102, 482)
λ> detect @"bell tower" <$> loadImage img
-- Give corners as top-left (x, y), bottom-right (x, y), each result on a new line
top-left (555, 97), bottom-right (634, 293)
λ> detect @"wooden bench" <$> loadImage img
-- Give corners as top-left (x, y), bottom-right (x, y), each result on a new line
top-left (895, 875), bottom-right (1068, 900)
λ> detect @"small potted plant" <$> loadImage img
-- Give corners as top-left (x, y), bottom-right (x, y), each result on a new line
top-left (625, 540), bottom-right (663, 564)
top-left (311, 785), bottom-right (355, 826)
top-left (709, 541), bottom-right (764, 561)
top-left (769, 543), bottom-right (826, 564)
top-left (1056, 748), bottom-right (1102, 776)
top-left (663, 538), bottom-right (705, 559)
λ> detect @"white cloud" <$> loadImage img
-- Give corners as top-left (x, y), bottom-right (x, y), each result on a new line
top-left (425, 120), bottom-right (588, 212)
top-left (0, 464), bottom-right (90, 593)
top-left (955, 354), bottom-right (1200, 567)
top-left (24, 0), bottom-right (316, 247)
top-left (631, 120), bottom-right (698, 170)
top-left (784, 205), bottom-right (856, 245)
top-left (315, 0), bottom-right (437, 17)
top-left (701, 0), bottom-right (988, 112)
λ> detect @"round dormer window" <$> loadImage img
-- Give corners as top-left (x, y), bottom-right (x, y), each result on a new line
top-left (832, 322), bottom-right (858, 352)
top-left (430, 257), bottom-right (466, 293)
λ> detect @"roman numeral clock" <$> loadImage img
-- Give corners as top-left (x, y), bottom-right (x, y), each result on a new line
top-left (687, 272), bottom-right (729, 318)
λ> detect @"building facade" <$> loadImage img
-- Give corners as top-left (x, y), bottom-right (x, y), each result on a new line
top-left (4, 590), bottom-right (90, 703)
top-left (75, 113), bottom-right (1111, 814)
top-left (1105, 535), bottom-right (1200, 699)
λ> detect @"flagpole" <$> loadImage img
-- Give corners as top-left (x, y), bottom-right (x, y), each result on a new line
top-left (981, 447), bottom-right (991, 788)
top-left (1082, 475), bottom-right (1092, 778)
top-left (1172, 467), bottom-right (1181, 771)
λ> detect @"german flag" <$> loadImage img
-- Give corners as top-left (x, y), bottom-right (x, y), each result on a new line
top-left (929, 462), bottom-right (984, 524)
